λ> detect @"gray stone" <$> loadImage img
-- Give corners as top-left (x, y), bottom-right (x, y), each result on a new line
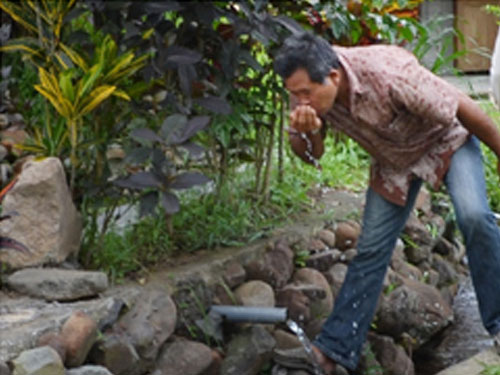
top-left (153, 339), bottom-right (215, 375)
top-left (88, 334), bottom-right (140, 375)
top-left (0, 362), bottom-right (10, 375)
top-left (6, 268), bottom-right (108, 301)
top-left (221, 325), bottom-right (276, 375)
top-left (222, 261), bottom-right (246, 288)
top-left (11, 346), bottom-right (64, 375)
top-left (0, 288), bottom-right (138, 363)
top-left (0, 157), bottom-right (82, 269)
top-left (117, 288), bottom-right (176, 361)
top-left (368, 333), bottom-right (415, 375)
top-left (66, 366), bottom-right (113, 375)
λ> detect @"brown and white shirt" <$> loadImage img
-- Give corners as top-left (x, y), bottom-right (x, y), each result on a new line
top-left (323, 44), bottom-right (469, 206)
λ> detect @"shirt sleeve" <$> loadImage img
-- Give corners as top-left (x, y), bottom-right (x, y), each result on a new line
top-left (388, 60), bottom-right (459, 127)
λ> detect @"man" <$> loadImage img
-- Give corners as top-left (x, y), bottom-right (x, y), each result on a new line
top-left (273, 31), bottom-right (500, 374)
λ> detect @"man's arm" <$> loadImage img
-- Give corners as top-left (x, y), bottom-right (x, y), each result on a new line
top-left (456, 91), bottom-right (500, 176)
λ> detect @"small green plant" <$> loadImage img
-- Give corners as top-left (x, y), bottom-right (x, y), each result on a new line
top-left (480, 362), bottom-right (500, 375)
top-left (294, 249), bottom-right (311, 268)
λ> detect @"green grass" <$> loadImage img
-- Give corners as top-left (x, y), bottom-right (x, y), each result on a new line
top-left (87, 133), bottom-right (370, 280)
top-left (479, 100), bottom-right (500, 213)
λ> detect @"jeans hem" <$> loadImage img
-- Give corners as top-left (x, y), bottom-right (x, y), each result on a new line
top-left (313, 340), bottom-right (358, 371)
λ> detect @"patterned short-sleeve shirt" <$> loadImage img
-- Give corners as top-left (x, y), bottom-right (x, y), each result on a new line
top-left (322, 45), bottom-right (469, 206)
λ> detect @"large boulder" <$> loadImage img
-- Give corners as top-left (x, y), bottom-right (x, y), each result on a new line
top-left (0, 157), bottom-right (82, 268)
top-left (376, 277), bottom-right (453, 347)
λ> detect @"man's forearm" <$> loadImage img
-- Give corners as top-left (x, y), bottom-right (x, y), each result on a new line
top-left (457, 93), bottom-right (500, 158)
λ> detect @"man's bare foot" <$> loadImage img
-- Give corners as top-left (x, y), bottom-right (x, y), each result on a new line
top-left (312, 345), bottom-right (337, 374)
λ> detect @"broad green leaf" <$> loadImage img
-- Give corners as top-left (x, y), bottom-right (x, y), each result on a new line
top-left (77, 63), bottom-right (103, 99)
top-left (78, 85), bottom-right (116, 116)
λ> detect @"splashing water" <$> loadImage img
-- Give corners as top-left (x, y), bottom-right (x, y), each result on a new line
top-left (286, 319), bottom-right (325, 375)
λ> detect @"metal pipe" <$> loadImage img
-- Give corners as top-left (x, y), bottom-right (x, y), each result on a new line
top-left (210, 305), bottom-right (288, 324)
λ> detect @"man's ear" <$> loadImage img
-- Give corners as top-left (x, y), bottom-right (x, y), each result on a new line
top-left (328, 68), bottom-right (340, 86)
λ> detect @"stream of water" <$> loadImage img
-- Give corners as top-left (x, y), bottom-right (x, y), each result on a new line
top-left (286, 319), bottom-right (325, 375)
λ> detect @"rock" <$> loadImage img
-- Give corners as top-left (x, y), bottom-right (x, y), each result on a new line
top-left (37, 332), bottom-right (66, 363)
top-left (434, 348), bottom-right (500, 375)
top-left (324, 262), bottom-right (348, 299)
top-left (6, 268), bottom-right (108, 301)
top-left (118, 288), bottom-right (177, 361)
top-left (60, 311), bottom-right (97, 367)
top-left (66, 366), bottom-right (113, 375)
top-left (376, 277), bottom-right (454, 347)
top-left (275, 287), bottom-right (310, 324)
top-left (402, 214), bottom-right (433, 264)
top-left (0, 157), bottom-right (82, 268)
top-left (272, 329), bottom-right (300, 350)
top-left (0, 292), bottom-right (135, 363)
top-left (220, 325), bottom-right (276, 375)
top-left (341, 248), bottom-right (357, 263)
top-left (317, 229), bottom-right (336, 248)
top-left (334, 221), bottom-right (361, 251)
top-left (222, 261), bottom-right (246, 289)
top-left (292, 268), bottom-right (333, 324)
top-left (0, 362), bottom-right (10, 375)
top-left (152, 338), bottom-right (215, 375)
top-left (431, 254), bottom-right (459, 288)
top-left (88, 334), bottom-right (140, 375)
top-left (368, 333), bottom-right (415, 375)
top-left (245, 239), bottom-right (294, 289)
top-left (234, 280), bottom-right (275, 307)
top-left (306, 238), bottom-right (327, 252)
top-left (11, 346), bottom-right (64, 375)
top-left (305, 250), bottom-right (338, 272)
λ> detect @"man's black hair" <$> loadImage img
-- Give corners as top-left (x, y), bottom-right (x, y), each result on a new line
top-left (274, 31), bottom-right (340, 83)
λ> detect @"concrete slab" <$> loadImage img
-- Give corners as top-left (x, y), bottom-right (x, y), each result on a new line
top-left (434, 348), bottom-right (500, 375)
top-left (442, 74), bottom-right (491, 97)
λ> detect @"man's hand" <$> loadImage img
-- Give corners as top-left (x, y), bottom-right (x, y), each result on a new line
top-left (290, 105), bottom-right (322, 133)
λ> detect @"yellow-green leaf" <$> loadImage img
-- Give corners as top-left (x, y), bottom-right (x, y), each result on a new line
top-left (78, 85), bottom-right (116, 116)
top-left (112, 89), bottom-right (131, 101)
top-left (142, 28), bottom-right (155, 40)
top-left (0, 44), bottom-right (42, 57)
top-left (38, 67), bottom-right (60, 95)
top-left (60, 43), bottom-right (89, 72)
top-left (59, 71), bottom-right (75, 102)
top-left (54, 52), bottom-right (69, 70)
top-left (0, 2), bottom-right (38, 34)
top-left (102, 51), bottom-right (135, 82)
top-left (34, 84), bottom-right (71, 118)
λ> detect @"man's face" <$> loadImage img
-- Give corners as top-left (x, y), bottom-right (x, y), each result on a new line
top-left (284, 68), bottom-right (339, 116)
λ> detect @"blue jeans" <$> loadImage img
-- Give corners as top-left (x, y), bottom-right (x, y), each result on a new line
top-left (313, 136), bottom-right (500, 371)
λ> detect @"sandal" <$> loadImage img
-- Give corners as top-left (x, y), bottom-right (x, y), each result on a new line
top-left (273, 347), bottom-right (346, 375)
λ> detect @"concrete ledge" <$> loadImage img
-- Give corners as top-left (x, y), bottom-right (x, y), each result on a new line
top-left (435, 348), bottom-right (500, 375)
